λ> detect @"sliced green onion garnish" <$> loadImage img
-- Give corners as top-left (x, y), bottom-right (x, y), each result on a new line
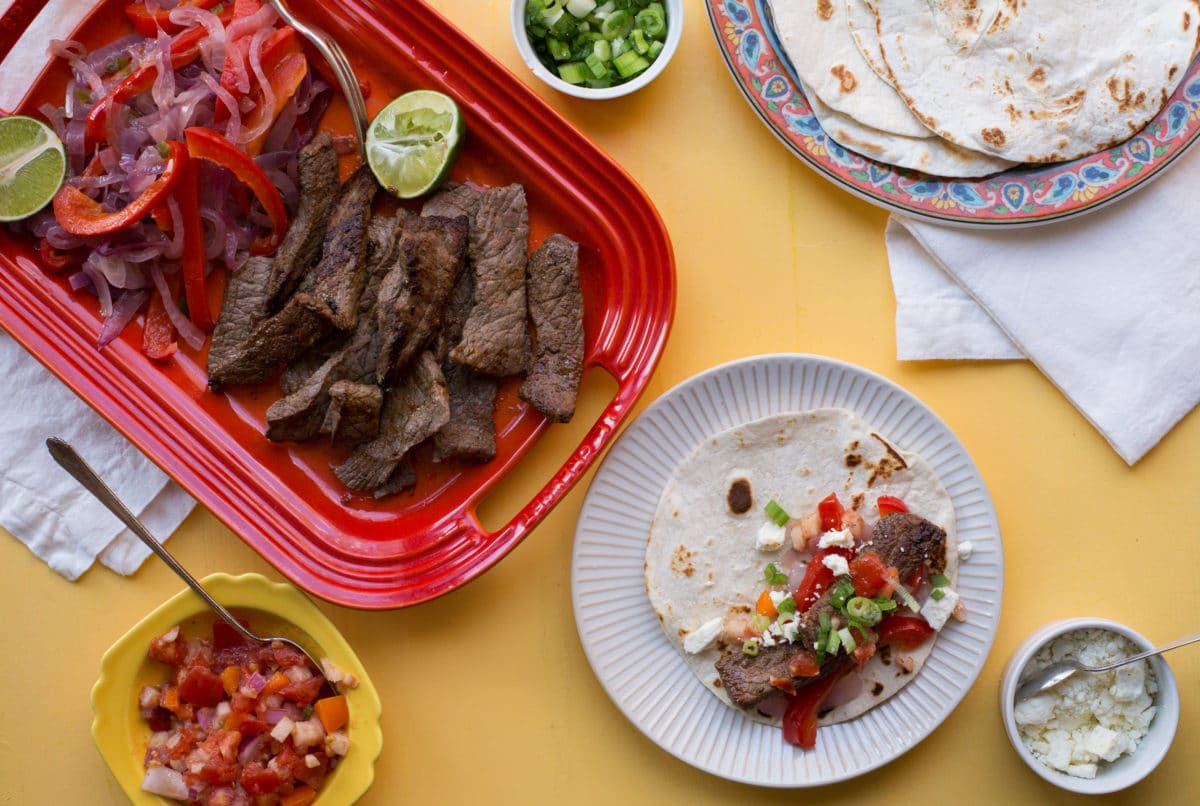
top-left (777, 597), bottom-right (797, 614)
top-left (830, 577), bottom-right (855, 609)
top-left (601, 9), bottom-right (634, 39)
top-left (895, 584), bottom-right (920, 612)
top-left (931, 573), bottom-right (951, 588)
top-left (156, 142), bottom-right (171, 158)
top-left (613, 48), bottom-right (649, 77)
top-left (838, 627), bottom-right (857, 654)
top-left (826, 627), bottom-right (841, 654)
top-left (764, 499), bottom-right (790, 527)
top-left (565, 0), bottom-right (597, 17)
top-left (931, 588), bottom-right (946, 601)
top-left (648, 39), bottom-right (664, 59)
top-left (593, 38), bottom-right (613, 62)
top-left (751, 613), bottom-right (771, 633)
top-left (742, 639), bottom-right (760, 657)
top-left (631, 28), bottom-right (650, 54)
top-left (584, 52), bottom-right (608, 78)
top-left (557, 61), bottom-right (590, 84)
top-left (635, 4), bottom-right (666, 39)
top-left (874, 596), bottom-right (898, 612)
top-left (763, 563), bottom-right (788, 586)
top-left (846, 596), bottom-right (882, 627)
top-left (548, 37), bottom-right (571, 61)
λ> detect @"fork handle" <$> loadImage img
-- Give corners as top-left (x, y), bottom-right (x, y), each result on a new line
top-left (46, 437), bottom-right (259, 645)
top-left (1095, 630), bottom-right (1200, 671)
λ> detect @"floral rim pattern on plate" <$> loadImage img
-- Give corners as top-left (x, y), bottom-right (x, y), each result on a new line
top-left (707, 0), bottom-right (1200, 226)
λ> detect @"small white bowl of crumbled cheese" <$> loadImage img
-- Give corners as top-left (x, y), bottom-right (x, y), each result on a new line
top-left (1000, 618), bottom-right (1179, 794)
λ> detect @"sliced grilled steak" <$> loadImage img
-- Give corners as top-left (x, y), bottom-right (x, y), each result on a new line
top-left (207, 255), bottom-right (274, 380)
top-left (421, 181), bottom-right (482, 222)
top-left (716, 650), bottom-right (850, 709)
top-left (374, 456), bottom-right (416, 498)
top-left (332, 352), bottom-right (450, 492)
top-left (265, 132), bottom-right (338, 309)
top-left (861, 512), bottom-right (948, 579)
top-left (296, 165), bottom-right (377, 330)
top-left (449, 184), bottom-right (530, 376)
top-left (519, 234), bottom-right (582, 422)
top-left (279, 334), bottom-right (343, 396)
top-left (322, 381), bottom-right (383, 447)
top-left (374, 215), bottom-right (468, 383)
top-left (207, 296), bottom-right (329, 387)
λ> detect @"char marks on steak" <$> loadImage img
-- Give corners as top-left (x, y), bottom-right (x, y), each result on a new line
top-left (374, 456), bottom-right (416, 499)
top-left (862, 512), bottom-right (948, 579)
top-left (420, 181), bottom-right (483, 223)
top-left (332, 352), bottom-right (450, 492)
top-left (295, 165), bottom-right (377, 330)
top-left (264, 132), bottom-right (338, 309)
top-left (520, 234), bottom-right (583, 422)
top-left (714, 643), bottom-right (800, 708)
top-left (207, 255), bottom-right (274, 380)
top-left (207, 296), bottom-right (329, 388)
top-left (323, 381), bottom-right (383, 447)
top-left (374, 215), bottom-right (468, 383)
top-left (449, 184), bottom-right (530, 376)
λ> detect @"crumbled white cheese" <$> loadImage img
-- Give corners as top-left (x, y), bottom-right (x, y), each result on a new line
top-left (817, 528), bottom-right (855, 549)
top-left (682, 617), bottom-right (723, 654)
top-left (821, 553), bottom-right (849, 577)
top-left (781, 620), bottom-right (799, 643)
top-left (957, 541), bottom-right (974, 561)
top-left (760, 632), bottom-right (777, 647)
top-left (768, 590), bottom-right (789, 606)
top-left (1015, 628), bottom-right (1157, 779)
top-left (755, 522), bottom-right (786, 552)
top-left (920, 587), bottom-right (959, 631)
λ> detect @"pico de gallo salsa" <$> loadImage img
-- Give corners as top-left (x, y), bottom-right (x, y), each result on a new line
top-left (719, 492), bottom-right (964, 749)
top-left (138, 619), bottom-right (356, 805)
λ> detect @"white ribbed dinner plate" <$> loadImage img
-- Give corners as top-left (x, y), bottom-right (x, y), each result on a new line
top-left (571, 354), bottom-right (1004, 786)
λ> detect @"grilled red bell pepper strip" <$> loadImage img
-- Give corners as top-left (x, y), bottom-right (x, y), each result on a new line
top-left (39, 239), bottom-right (75, 272)
top-left (183, 126), bottom-right (288, 255)
top-left (241, 28), bottom-right (308, 155)
top-left (781, 660), bottom-right (854, 749)
top-left (173, 146), bottom-right (214, 331)
top-left (876, 614), bottom-right (935, 651)
top-left (217, 0), bottom-right (265, 100)
top-left (53, 141), bottom-right (185, 236)
top-left (84, 26), bottom-right (211, 148)
top-left (124, 0), bottom-right (230, 37)
top-left (143, 284), bottom-right (179, 360)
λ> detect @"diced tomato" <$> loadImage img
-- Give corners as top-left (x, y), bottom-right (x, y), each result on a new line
top-left (852, 640), bottom-right (877, 668)
top-left (292, 751), bottom-right (328, 789)
top-left (212, 619), bottom-right (251, 651)
top-left (179, 666), bottom-right (225, 707)
top-left (280, 786), bottom-right (318, 806)
top-left (271, 743), bottom-right (302, 779)
top-left (196, 757), bottom-right (238, 786)
top-left (770, 676), bottom-right (797, 696)
top-left (787, 649), bottom-right (821, 678)
top-left (235, 717), bottom-right (270, 737)
top-left (794, 547), bottom-right (852, 611)
top-left (876, 614), bottom-right (935, 651)
top-left (755, 589), bottom-right (778, 618)
top-left (240, 761), bottom-right (282, 795)
top-left (271, 644), bottom-right (311, 669)
top-left (229, 691), bottom-right (256, 713)
top-left (848, 552), bottom-right (890, 598)
top-left (904, 563), bottom-right (929, 593)
top-left (148, 632), bottom-right (188, 666)
top-left (166, 727), bottom-right (197, 760)
top-left (782, 661), bottom-right (853, 749)
top-left (877, 495), bottom-right (909, 517)
top-left (279, 675), bottom-right (323, 706)
top-left (817, 492), bottom-right (845, 532)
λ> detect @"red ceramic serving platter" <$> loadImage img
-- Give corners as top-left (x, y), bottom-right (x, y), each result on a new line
top-left (0, 0), bottom-right (675, 608)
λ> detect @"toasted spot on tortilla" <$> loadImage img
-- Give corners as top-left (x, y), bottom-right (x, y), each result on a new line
top-left (1185, 10), bottom-right (1193, 30)
top-left (731, 604), bottom-right (752, 614)
top-left (845, 453), bottom-right (862, 468)
top-left (1106, 76), bottom-right (1146, 112)
top-left (726, 478), bottom-right (753, 515)
top-left (872, 682), bottom-right (885, 696)
top-left (879, 645), bottom-right (892, 666)
top-left (1029, 66), bottom-right (1046, 86)
top-left (830, 64), bottom-right (858, 93)
top-left (851, 492), bottom-right (865, 511)
top-left (671, 545), bottom-right (696, 577)
top-left (981, 126), bottom-right (1006, 147)
top-left (870, 433), bottom-right (908, 469)
top-left (816, 0), bottom-right (834, 20)
top-left (713, 678), bottom-right (724, 688)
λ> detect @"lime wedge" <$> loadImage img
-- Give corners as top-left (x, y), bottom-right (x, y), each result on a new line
top-left (0, 115), bottom-right (66, 222)
top-left (365, 90), bottom-right (464, 199)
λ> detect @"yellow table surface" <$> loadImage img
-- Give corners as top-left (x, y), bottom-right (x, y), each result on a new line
top-left (3, 1), bottom-right (1198, 803)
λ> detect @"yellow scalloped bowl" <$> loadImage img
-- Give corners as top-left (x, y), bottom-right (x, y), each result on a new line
top-left (91, 573), bottom-right (382, 804)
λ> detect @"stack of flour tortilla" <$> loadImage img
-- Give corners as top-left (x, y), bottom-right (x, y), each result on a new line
top-left (769, 0), bottom-right (1200, 176)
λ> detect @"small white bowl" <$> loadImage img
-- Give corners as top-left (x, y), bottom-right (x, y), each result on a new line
top-left (1000, 617), bottom-right (1179, 794)
top-left (510, 0), bottom-right (683, 99)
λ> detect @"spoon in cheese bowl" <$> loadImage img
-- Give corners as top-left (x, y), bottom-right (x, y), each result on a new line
top-left (46, 436), bottom-right (336, 699)
top-left (1015, 628), bottom-right (1200, 702)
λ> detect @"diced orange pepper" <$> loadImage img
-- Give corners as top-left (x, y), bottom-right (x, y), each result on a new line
top-left (221, 666), bottom-right (241, 695)
top-left (261, 670), bottom-right (291, 696)
top-left (755, 589), bottom-right (778, 619)
top-left (224, 711), bottom-right (246, 732)
top-left (280, 786), bottom-right (317, 806)
top-left (313, 695), bottom-right (348, 733)
top-left (161, 685), bottom-right (181, 713)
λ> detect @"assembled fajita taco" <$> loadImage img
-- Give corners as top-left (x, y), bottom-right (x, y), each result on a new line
top-left (645, 408), bottom-right (963, 748)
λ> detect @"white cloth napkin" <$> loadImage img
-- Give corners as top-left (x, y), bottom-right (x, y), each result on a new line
top-left (887, 146), bottom-right (1200, 464)
top-left (0, 0), bottom-right (195, 578)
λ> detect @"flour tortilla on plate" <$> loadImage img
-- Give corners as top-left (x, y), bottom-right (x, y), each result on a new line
top-left (870, 0), bottom-right (1200, 162)
top-left (767, 0), bottom-right (930, 138)
top-left (804, 82), bottom-right (1015, 177)
top-left (644, 408), bottom-right (957, 728)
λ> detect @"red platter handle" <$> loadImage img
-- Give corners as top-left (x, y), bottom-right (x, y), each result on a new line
top-left (0, 0), bottom-right (52, 113)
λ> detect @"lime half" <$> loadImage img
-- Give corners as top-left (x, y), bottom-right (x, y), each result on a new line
top-left (0, 115), bottom-right (66, 222)
top-left (365, 90), bottom-right (464, 199)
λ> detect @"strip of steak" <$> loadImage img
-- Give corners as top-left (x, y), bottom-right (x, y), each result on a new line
top-left (265, 132), bottom-right (338, 309)
top-left (519, 233), bottom-right (582, 422)
top-left (296, 165), bottom-right (377, 330)
top-left (374, 456), bottom-right (416, 499)
top-left (449, 184), bottom-right (530, 376)
top-left (207, 255), bottom-right (274, 379)
top-left (332, 352), bottom-right (450, 492)
top-left (374, 215), bottom-right (468, 383)
top-left (207, 296), bottom-right (329, 387)
top-left (716, 513), bottom-right (948, 708)
top-left (421, 181), bottom-right (482, 222)
top-left (433, 268), bottom-right (497, 462)
top-left (322, 381), bottom-right (383, 447)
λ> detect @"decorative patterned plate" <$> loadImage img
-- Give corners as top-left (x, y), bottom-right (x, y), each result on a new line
top-left (705, 0), bottom-right (1200, 227)
top-left (571, 354), bottom-right (1003, 785)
